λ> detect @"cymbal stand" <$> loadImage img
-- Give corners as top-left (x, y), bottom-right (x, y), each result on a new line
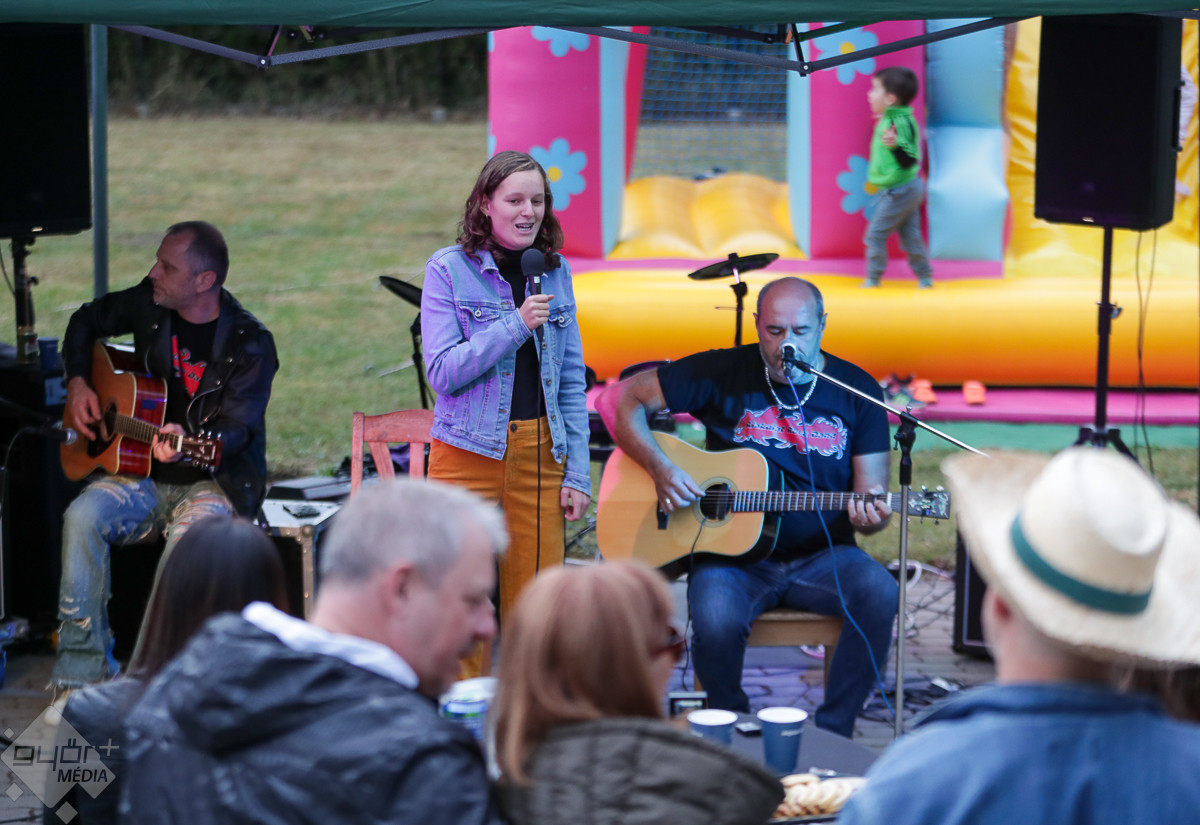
top-left (410, 313), bottom-right (430, 410)
top-left (730, 264), bottom-right (748, 347)
top-left (794, 358), bottom-right (986, 738)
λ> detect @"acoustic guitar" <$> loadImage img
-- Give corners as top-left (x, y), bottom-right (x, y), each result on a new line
top-left (596, 431), bottom-right (950, 570)
top-left (60, 342), bottom-right (222, 481)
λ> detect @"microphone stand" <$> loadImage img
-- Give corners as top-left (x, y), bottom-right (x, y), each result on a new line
top-left (521, 249), bottom-right (547, 577)
top-left (787, 355), bottom-right (986, 738)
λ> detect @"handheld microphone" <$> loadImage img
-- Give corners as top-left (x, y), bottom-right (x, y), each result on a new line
top-left (28, 422), bottom-right (79, 445)
top-left (520, 247), bottom-right (545, 295)
top-left (520, 247), bottom-right (547, 343)
top-left (780, 342), bottom-right (812, 372)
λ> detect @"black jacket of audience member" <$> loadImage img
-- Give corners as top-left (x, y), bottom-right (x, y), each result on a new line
top-left (120, 613), bottom-right (504, 825)
top-left (44, 678), bottom-right (147, 825)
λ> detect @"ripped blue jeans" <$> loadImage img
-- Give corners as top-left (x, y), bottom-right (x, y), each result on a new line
top-left (52, 475), bottom-right (232, 688)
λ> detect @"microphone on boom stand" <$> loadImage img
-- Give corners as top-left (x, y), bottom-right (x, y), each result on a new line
top-left (780, 342), bottom-right (811, 372)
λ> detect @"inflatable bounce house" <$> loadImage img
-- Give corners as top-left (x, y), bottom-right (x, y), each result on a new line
top-left (489, 19), bottom-right (1199, 395)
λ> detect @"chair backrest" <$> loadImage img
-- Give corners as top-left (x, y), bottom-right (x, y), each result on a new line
top-left (350, 408), bottom-right (435, 496)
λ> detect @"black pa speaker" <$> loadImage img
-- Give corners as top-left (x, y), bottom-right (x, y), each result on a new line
top-left (1034, 14), bottom-right (1182, 230)
top-left (952, 529), bottom-right (991, 658)
top-left (0, 23), bottom-right (93, 239)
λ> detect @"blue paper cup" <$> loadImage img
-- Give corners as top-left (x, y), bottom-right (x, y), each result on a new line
top-left (38, 337), bottom-right (60, 372)
top-left (687, 708), bottom-right (737, 745)
top-left (757, 706), bottom-right (808, 774)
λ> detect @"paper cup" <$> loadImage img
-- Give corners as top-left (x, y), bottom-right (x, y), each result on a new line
top-left (439, 676), bottom-right (497, 743)
top-left (38, 337), bottom-right (60, 372)
top-left (687, 708), bottom-right (738, 744)
top-left (757, 706), bottom-right (808, 774)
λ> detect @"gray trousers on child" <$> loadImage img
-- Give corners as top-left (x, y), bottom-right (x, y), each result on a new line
top-left (864, 178), bottom-right (932, 282)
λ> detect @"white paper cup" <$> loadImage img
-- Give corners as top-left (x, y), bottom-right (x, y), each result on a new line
top-left (687, 708), bottom-right (738, 744)
top-left (757, 706), bottom-right (808, 774)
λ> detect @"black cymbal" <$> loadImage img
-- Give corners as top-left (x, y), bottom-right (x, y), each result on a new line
top-left (686, 252), bottom-right (780, 281)
top-left (379, 275), bottom-right (422, 308)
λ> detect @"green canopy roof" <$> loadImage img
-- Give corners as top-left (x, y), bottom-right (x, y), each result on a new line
top-left (2, 0), bottom-right (1193, 27)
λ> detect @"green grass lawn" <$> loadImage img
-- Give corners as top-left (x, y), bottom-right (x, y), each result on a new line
top-left (4, 115), bottom-right (1195, 569)
top-left (3, 116), bottom-right (488, 479)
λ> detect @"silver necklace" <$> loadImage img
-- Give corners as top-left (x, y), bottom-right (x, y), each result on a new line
top-left (763, 363), bottom-right (816, 410)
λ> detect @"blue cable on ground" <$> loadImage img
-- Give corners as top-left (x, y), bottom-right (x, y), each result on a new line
top-left (786, 374), bottom-right (896, 720)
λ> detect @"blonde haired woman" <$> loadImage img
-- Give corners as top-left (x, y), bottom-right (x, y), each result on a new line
top-left (493, 560), bottom-right (782, 825)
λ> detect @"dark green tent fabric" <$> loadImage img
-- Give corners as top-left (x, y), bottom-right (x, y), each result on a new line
top-left (0, 1), bottom-right (1192, 27)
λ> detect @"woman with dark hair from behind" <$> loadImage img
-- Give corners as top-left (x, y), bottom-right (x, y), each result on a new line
top-left (45, 516), bottom-right (288, 825)
top-left (492, 560), bottom-right (783, 825)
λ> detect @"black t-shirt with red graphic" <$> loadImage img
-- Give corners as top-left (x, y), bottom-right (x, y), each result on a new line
top-left (153, 313), bottom-right (217, 486)
top-left (657, 344), bottom-right (889, 555)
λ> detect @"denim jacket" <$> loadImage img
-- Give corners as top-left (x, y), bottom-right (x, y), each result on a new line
top-left (421, 246), bottom-right (591, 497)
top-left (840, 683), bottom-right (1200, 825)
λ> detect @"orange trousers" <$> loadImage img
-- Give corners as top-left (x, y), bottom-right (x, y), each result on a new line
top-left (429, 418), bottom-right (565, 678)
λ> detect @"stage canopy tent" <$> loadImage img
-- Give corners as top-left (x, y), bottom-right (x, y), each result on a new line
top-left (0, 1), bottom-right (1191, 26)
top-left (0, 2), bottom-right (1192, 75)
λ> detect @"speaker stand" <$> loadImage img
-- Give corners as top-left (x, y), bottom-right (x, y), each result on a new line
top-left (1074, 227), bottom-right (1135, 459)
top-left (11, 237), bottom-right (38, 365)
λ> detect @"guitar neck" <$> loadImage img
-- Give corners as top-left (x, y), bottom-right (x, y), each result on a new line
top-left (113, 412), bottom-right (179, 449)
top-left (724, 491), bottom-right (895, 514)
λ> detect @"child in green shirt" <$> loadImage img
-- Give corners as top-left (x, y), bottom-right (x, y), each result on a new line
top-left (863, 66), bottom-right (933, 289)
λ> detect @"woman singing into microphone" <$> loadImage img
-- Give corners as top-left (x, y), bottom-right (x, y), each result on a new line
top-left (422, 151), bottom-right (591, 676)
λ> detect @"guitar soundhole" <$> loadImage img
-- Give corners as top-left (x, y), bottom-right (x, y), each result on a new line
top-left (86, 404), bottom-right (117, 457)
top-left (98, 405), bottom-right (117, 442)
top-left (699, 483), bottom-right (731, 521)
top-left (98, 404), bottom-right (116, 439)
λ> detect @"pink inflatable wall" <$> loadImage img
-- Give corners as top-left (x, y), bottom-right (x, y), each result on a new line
top-left (489, 28), bottom-right (645, 258)
top-left (789, 22), bottom-right (927, 258)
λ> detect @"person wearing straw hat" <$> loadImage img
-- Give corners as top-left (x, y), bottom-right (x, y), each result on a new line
top-left (839, 447), bottom-right (1200, 825)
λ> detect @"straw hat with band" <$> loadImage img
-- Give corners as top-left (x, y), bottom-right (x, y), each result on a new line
top-left (942, 447), bottom-right (1200, 667)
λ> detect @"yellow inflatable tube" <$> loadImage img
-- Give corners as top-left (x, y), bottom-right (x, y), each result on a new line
top-left (574, 265), bottom-right (1199, 387)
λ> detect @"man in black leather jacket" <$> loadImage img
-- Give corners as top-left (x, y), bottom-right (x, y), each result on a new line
top-left (53, 221), bottom-right (277, 688)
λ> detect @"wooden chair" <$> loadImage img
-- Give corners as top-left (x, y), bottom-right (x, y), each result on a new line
top-left (348, 408), bottom-right (491, 675)
top-left (350, 408), bottom-right (434, 494)
top-left (694, 608), bottom-right (842, 689)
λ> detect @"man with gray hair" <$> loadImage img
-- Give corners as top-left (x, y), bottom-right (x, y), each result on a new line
top-left (121, 477), bottom-right (508, 824)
